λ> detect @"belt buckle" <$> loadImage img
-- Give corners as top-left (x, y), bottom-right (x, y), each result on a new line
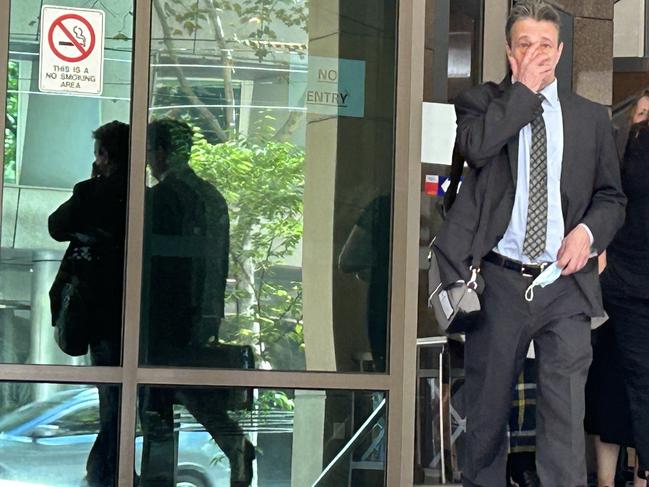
top-left (521, 262), bottom-right (547, 278)
top-left (520, 265), bottom-right (534, 278)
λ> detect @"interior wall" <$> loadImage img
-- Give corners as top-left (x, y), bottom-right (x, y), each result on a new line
top-left (482, 0), bottom-right (508, 83)
top-left (614, 0), bottom-right (646, 57)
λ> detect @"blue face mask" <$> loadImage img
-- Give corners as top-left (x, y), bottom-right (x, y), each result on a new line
top-left (525, 262), bottom-right (562, 302)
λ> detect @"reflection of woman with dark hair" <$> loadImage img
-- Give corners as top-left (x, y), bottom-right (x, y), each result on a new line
top-left (48, 121), bottom-right (129, 487)
top-left (585, 110), bottom-right (649, 486)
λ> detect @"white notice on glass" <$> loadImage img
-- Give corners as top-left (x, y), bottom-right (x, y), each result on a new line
top-left (39, 6), bottom-right (105, 95)
top-left (421, 102), bottom-right (457, 165)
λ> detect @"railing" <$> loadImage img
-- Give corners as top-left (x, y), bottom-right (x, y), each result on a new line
top-left (310, 398), bottom-right (387, 487)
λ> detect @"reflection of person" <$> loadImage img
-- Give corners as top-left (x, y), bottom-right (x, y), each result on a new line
top-left (143, 119), bottom-right (229, 359)
top-left (433, 1), bottom-right (626, 485)
top-left (338, 195), bottom-right (390, 372)
top-left (586, 117), bottom-right (649, 486)
top-left (615, 90), bottom-right (649, 159)
top-left (48, 120), bottom-right (129, 487)
top-left (140, 119), bottom-right (253, 487)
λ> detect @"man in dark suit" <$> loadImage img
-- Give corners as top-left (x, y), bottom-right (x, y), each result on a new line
top-left (433, 1), bottom-right (626, 485)
top-left (139, 119), bottom-right (254, 487)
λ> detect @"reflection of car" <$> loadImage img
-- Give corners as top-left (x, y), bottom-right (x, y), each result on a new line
top-left (0, 387), bottom-right (229, 487)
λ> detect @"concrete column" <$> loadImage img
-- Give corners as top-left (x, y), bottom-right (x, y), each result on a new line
top-left (548, 0), bottom-right (615, 106)
top-left (614, 0), bottom-right (645, 57)
top-left (482, 0), bottom-right (508, 83)
top-left (301, 1), bottom-right (339, 374)
top-left (291, 390), bottom-right (328, 487)
top-left (293, 2), bottom-right (341, 484)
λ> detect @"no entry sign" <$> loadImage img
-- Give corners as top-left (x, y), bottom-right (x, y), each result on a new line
top-left (39, 6), bottom-right (104, 95)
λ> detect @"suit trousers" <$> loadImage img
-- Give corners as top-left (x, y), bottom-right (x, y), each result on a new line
top-left (139, 386), bottom-right (252, 487)
top-left (461, 261), bottom-right (592, 487)
top-left (87, 339), bottom-right (121, 487)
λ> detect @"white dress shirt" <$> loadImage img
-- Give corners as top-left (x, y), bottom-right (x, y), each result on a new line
top-left (495, 79), bottom-right (565, 264)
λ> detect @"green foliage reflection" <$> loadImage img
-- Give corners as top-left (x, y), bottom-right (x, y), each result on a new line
top-left (4, 61), bottom-right (18, 183)
top-left (189, 121), bottom-right (305, 369)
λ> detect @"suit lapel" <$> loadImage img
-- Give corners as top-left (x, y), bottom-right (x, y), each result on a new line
top-left (507, 136), bottom-right (519, 183)
top-left (498, 75), bottom-right (520, 183)
top-left (558, 91), bottom-right (576, 222)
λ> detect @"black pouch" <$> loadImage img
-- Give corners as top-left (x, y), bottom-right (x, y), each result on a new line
top-left (50, 245), bottom-right (93, 356)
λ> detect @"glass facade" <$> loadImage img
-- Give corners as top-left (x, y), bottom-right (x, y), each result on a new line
top-left (0, 382), bottom-right (120, 485)
top-left (2, 0), bottom-right (133, 366)
top-left (136, 386), bottom-right (386, 486)
top-left (139, 0), bottom-right (397, 373)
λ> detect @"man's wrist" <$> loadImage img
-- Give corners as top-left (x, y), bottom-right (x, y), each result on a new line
top-left (578, 223), bottom-right (598, 258)
top-left (578, 223), bottom-right (594, 246)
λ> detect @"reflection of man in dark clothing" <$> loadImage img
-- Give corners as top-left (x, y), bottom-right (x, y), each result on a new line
top-left (48, 120), bottom-right (129, 487)
top-left (339, 195), bottom-right (390, 372)
top-left (144, 119), bottom-right (229, 360)
top-left (140, 119), bottom-right (253, 487)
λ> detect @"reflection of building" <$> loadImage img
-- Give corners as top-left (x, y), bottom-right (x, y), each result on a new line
top-left (0, 0), bottom-right (647, 485)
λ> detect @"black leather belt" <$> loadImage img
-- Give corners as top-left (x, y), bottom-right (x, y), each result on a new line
top-left (483, 251), bottom-right (550, 279)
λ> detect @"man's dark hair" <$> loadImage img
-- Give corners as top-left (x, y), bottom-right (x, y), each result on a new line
top-left (92, 120), bottom-right (130, 168)
top-left (148, 119), bottom-right (194, 166)
top-left (506, 0), bottom-right (561, 46)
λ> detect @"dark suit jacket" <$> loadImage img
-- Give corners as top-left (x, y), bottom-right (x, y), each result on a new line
top-left (48, 172), bottom-right (127, 343)
top-left (434, 77), bottom-right (626, 316)
top-left (144, 166), bottom-right (230, 362)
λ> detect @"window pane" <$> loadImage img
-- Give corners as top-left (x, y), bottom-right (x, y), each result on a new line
top-left (136, 385), bottom-right (386, 486)
top-left (1, 1), bottom-right (133, 365)
top-left (140, 0), bottom-right (397, 372)
top-left (0, 382), bottom-right (120, 486)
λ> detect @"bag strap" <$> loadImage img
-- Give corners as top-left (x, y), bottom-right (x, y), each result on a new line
top-left (444, 144), bottom-right (483, 278)
top-left (442, 144), bottom-right (465, 215)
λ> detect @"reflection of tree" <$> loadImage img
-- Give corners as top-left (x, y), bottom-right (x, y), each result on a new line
top-left (4, 61), bottom-right (18, 183)
top-left (153, 0), bottom-right (230, 141)
top-left (151, 1), bottom-right (309, 367)
top-left (190, 124), bottom-right (304, 367)
top-left (152, 0), bottom-right (308, 142)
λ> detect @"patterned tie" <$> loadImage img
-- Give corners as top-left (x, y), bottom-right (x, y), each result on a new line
top-left (523, 94), bottom-right (547, 261)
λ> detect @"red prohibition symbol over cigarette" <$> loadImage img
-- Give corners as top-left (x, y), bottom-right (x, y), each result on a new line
top-left (48, 13), bottom-right (96, 63)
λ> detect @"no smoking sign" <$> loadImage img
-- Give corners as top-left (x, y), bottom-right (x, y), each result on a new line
top-left (39, 6), bottom-right (104, 95)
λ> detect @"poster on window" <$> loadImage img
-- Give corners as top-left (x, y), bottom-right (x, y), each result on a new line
top-left (289, 54), bottom-right (366, 118)
top-left (39, 5), bottom-right (105, 95)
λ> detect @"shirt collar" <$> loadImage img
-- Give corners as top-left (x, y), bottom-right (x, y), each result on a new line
top-left (539, 78), bottom-right (560, 108)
